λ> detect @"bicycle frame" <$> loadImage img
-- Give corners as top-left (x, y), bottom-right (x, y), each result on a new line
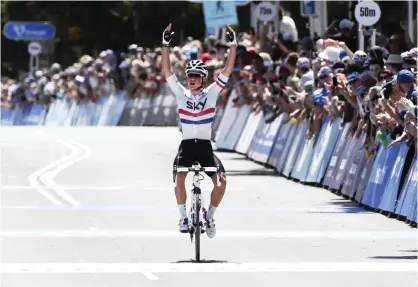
top-left (173, 162), bottom-right (221, 262)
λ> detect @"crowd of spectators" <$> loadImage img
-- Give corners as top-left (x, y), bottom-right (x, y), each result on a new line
top-left (1, 10), bottom-right (417, 159)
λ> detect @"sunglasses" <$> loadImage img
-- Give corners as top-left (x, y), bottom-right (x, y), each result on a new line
top-left (187, 73), bottom-right (201, 79)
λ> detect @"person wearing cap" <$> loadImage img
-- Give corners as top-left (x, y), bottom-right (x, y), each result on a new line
top-left (386, 54), bottom-right (403, 74)
top-left (331, 61), bottom-right (345, 75)
top-left (309, 66), bottom-right (334, 136)
top-left (324, 19), bottom-right (357, 51)
top-left (394, 69), bottom-right (417, 104)
top-left (296, 57), bottom-right (313, 88)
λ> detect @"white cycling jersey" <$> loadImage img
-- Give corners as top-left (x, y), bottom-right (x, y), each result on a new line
top-left (166, 73), bottom-right (229, 140)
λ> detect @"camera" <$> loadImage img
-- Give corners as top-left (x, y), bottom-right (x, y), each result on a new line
top-left (332, 76), bottom-right (337, 87)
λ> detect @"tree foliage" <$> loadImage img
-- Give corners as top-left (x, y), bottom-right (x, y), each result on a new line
top-left (1, 1), bottom-right (250, 77)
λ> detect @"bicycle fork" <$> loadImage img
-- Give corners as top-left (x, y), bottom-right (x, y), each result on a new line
top-left (189, 189), bottom-right (206, 242)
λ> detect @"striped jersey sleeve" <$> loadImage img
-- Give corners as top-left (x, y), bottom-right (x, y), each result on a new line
top-left (207, 73), bottom-right (229, 96)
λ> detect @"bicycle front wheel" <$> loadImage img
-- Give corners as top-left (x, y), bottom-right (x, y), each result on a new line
top-left (194, 194), bottom-right (201, 262)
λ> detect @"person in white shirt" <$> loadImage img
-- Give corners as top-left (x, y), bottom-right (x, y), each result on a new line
top-left (161, 23), bottom-right (237, 238)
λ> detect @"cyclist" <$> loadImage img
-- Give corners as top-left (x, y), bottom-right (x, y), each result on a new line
top-left (161, 23), bottom-right (237, 238)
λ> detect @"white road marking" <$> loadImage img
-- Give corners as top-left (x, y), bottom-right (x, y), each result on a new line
top-left (0, 262), bottom-right (417, 274)
top-left (139, 270), bottom-right (160, 280)
top-left (1, 186), bottom-right (124, 190)
top-left (38, 140), bottom-right (90, 207)
top-left (28, 130), bottom-right (91, 206)
top-left (27, 139), bottom-right (81, 206)
top-left (143, 186), bottom-right (244, 191)
top-left (1, 229), bottom-right (416, 239)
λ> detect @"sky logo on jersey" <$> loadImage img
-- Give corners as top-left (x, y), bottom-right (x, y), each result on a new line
top-left (186, 98), bottom-right (207, 111)
top-left (178, 107), bottom-right (215, 125)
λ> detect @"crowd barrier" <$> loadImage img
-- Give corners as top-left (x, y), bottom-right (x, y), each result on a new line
top-left (213, 89), bottom-right (417, 226)
top-left (2, 85), bottom-right (416, 225)
top-left (1, 85), bottom-right (179, 127)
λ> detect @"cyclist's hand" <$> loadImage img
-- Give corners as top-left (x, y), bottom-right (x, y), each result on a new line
top-left (226, 25), bottom-right (237, 45)
top-left (162, 23), bottom-right (174, 46)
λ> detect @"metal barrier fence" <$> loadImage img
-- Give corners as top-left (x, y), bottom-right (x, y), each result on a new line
top-left (212, 88), bottom-right (417, 226)
top-left (2, 85), bottom-right (416, 225)
top-left (0, 85), bottom-right (179, 127)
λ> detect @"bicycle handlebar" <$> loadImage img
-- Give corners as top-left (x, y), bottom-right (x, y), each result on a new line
top-left (173, 165), bottom-right (221, 187)
top-left (175, 166), bottom-right (218, 173)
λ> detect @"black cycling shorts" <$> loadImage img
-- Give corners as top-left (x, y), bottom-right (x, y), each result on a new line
top-left (173, 139), bottom-right (225, 178)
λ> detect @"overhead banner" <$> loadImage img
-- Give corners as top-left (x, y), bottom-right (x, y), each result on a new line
top-left (203, 1), bottom-right (238, 29)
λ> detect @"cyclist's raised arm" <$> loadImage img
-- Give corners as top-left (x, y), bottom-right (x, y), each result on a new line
top-left (220, 25), bottom-right (237, 78)
top-left (206, 25), bottom-right (237, 96)
top-left (162, 23), bottom-right (175, 78)
top-left (161, 23), bottom-right (186, 98)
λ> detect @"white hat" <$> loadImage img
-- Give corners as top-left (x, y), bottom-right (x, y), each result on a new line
top-left (318, 47), bottom-right (340, 63)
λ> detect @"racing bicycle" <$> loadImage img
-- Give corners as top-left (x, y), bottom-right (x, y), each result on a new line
top-left (173, 161), bottom-right (221, 262)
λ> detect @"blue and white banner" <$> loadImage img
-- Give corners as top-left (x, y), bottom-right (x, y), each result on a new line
top-left (203, 1), bottom-right (238, 28)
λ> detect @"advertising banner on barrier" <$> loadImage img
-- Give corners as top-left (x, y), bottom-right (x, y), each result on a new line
top-left (212, 107), bottom-right (225, 139)
top-left (306, 117), bottom-right (342, 184)
top-left (142, 86), bottom-right (177, 126)
top-left (235, 111), bottom-right (262, 154)
top-left (253, 114), bottom-right (284, 164)
top-left (394, 156), bottom-right (417, 220)
top-left (282, 121), bottom-right (308, 177)
top-left (275, 122), bottom-right (298, 173)
top-left (1, 106), bottom-right (21, 125)
top-left (322, 124), bottom-right (350, 188)
top-left (354, 151), bottom-right (377, 203)
top-left (340, 133), bottom-right (367, 198)
top-left (119, 93), bottom-right (152, 126)
top-left (361, 141), bottom-right (401, 209)
top-left (17, 104), bottom-right (46, 126)
top-left (378, 142), bottom-right (409, 212)
top-left (268, 115), bottom-right (291, 167)
top-left (332, 135), bottom-right (358, 190)
top-left (221, 105), bottom-right (252, 151)
top-left (209, 99), bottom-right (417, 225)
top-left (214, 90), bottom-right (238, 148)
top-left (291, 135), bottom-right (315, 182)
top-left (247, 113), bottom-right (267, 160)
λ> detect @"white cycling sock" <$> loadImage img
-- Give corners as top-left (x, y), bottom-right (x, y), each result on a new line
top-left (206, 205), bottom-right (217, 219)
top-left (178, 204), bottom-right (187, 218)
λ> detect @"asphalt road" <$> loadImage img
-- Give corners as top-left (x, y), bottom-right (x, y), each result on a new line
top-left (0, 127), bottom-right (417, 287)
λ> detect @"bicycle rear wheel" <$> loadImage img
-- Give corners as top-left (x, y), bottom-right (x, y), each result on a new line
top-left (194, 194), bottom-right (201, 262)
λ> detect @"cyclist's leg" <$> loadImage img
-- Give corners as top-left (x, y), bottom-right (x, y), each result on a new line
top-left (173, 140), bottom-right (193, 231)
top-left (209, 153), bottom-right (226, 208)
top-left (199, 142), bottom-right (227, 209)
top-left (199, 141), bottom-right (226, 238)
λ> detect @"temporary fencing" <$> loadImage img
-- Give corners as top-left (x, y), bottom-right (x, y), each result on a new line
top-left (1, 84), bottom-right (179, 127)
top-left (2, 84), bottom-right (417, 225)
top-left (213, 88), bottom-right (417, 227)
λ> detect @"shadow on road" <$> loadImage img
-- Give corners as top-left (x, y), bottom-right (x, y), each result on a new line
top-left (370, 255), bottom-right (418, 260)
top-left (174, 259), bottom-right (231, 264)
top-left (321, 198), bottom-right (370, 213)
top-left (398, 249), bottom-right (417, 252)
top-left (226, 169), bottom-right (278, 177)
top-left (223, 156), bottom-right (249, 161)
